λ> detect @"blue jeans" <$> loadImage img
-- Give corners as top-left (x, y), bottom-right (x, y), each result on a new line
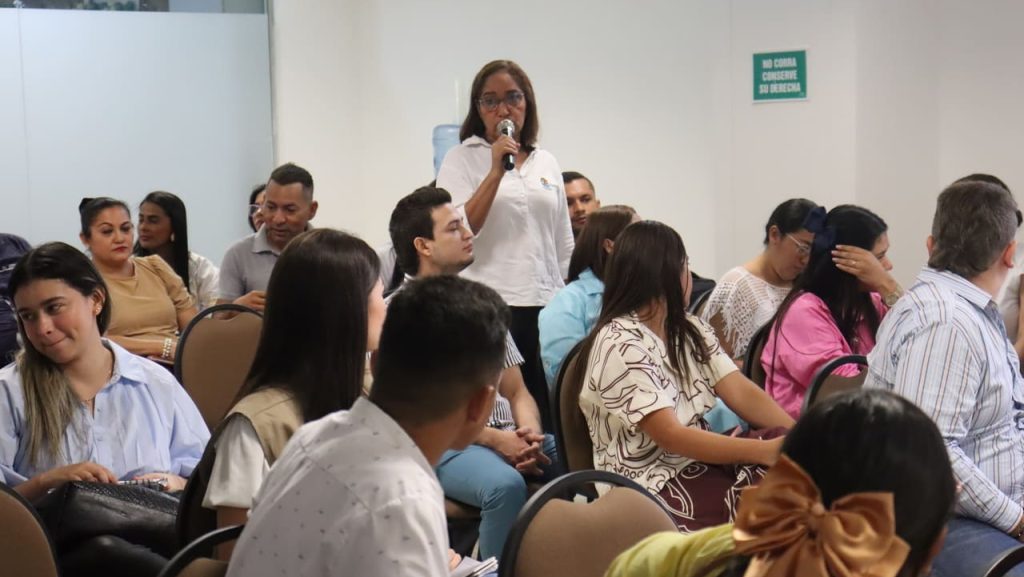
top-left (933, 517), bottom-right (1024, 577)
top-left (436, 434), bottom-right (558, 560)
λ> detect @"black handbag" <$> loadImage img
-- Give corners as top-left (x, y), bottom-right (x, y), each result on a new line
top-left (34, 481), bottom-right (180, 557)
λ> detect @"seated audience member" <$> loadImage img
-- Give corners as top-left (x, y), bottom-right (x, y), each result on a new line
top-left (701, 198), bottom-right (819, 359)
top-left (865, 181), bottom-right (1024, 577)
top-left (134, 191), bottom-right (220, 310)
top-left (247, 183), bottom-right (266, 232)
top-left (563, 171), bottom-right (601, 238)
top-left (203, 230), bottom-right (384, 532)
top-left (958, 175), bottom-right (1024, 358)
top-left (0, 232), bottom-right (31, 365)
top-left (762, 205), bottom-right (901, 419)
top-left (388, 186), bottom-right (557, 560)
top-left (227, 276), bottom-right (510, 577)
top-left (79, 197), bottom-right (197, 363)
top-left (539, 205), bottom-right (637, 387)
top-left (0, 242), bottom-right (208, 577)
top-left (604, 389), bottom-right (956, 577)
top-left (219, 163), bottom-right (317, 312)
top-left (577, 221), bottom-right (794, 532)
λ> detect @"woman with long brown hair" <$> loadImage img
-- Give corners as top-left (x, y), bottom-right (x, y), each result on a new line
top-left (202, 229), bottom-right (385, 533)
top-left (540, 204), bottom-right (638, 386)
top-left (577, 221), bottom-right (792, 531)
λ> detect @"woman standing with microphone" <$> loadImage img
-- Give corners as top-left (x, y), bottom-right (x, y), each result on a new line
top-left (437, 60), bottom-right (573, 429)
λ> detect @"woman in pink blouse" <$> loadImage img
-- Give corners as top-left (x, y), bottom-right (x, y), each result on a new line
top-left (761, 205), bottom-right (903, 419)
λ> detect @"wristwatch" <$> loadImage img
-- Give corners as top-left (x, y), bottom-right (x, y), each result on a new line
top-left (883, 286), bottom-right (904, 308)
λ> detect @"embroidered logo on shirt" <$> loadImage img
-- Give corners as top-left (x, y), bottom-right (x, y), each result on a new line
top-left (539, 177), bottom-right (560, 193)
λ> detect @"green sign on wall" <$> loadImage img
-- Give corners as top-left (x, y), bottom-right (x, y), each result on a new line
top-left (753, 50), bottom-right (807, 102)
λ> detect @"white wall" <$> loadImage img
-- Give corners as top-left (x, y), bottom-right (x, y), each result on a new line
top-left (271, 0), bottom-right (735, 274)
top-left (1, 9), bottom-right (273, 264)
top-left (272, 0), bottom-right (1024, 286)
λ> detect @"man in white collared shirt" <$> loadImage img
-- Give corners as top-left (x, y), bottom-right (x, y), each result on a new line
top-left (227, 276), bottom-right (506, 577)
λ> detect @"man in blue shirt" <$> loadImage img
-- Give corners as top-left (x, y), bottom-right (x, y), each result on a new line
top-left (864, 179), bottom-right (1024, 577)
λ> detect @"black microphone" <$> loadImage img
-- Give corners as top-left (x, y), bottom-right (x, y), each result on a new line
top-left (498, 119), bottom-right (515, 171)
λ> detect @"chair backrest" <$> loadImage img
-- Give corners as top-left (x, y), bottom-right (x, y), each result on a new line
top-left (552, 340), bottom-right (594, 472)
top-left (802, 354), bottom-right (869, 413)
top-left (500, 470), bottom-right (676, 577)
top-left (742, 321), bottom-right (773, 388)
top-left (688, 285), bottom-right (713, 316)
top-left (0, 482), bottom-right (60, 577)
top-left (984, 544), bottom-right (1024, 577)
top-left (174, 304), bottom-right (263, 429)
top-left (158, 524), bottom-right (244, 577)
top-left (689, 272), bottom-right (716, 311)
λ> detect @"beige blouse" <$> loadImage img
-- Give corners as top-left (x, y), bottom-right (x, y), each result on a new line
top-left (104, 255), bottom-right (194, 341)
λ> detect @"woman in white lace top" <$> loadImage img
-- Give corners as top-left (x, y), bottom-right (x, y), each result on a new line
top-left (702, 199), bottom-right (820, 359)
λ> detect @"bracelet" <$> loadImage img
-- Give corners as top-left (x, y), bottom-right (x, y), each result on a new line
top-left (161, 337), bottom-right (174, 361)
top-left (1012, 514), bottom-right (1024, 540)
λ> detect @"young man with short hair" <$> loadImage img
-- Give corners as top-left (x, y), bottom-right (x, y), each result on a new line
top-left (563, 171), bottom-right (601, 238)
top-left (388, 186), bottom-right (559, 559)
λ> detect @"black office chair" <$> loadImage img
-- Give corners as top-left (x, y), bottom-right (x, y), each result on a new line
top-left (801, 354), bottom-right (868, 413)
top-left (742, 322), bottom-right (773, 388)
top-left (688, 285), bottom-right (713, 316)
top-left (983, 545), bottom-right (1024, 577)
top-left (157, 524), bottom-right (244, 577)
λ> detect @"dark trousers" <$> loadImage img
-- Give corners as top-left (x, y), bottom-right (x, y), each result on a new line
top-left (60, 535), bottom-right (168, 577)
top-left (509, 306), bottom-right (552, 433)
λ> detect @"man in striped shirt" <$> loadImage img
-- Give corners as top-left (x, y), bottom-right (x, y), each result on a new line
top-left (387, 185), bottom-right (559, 560)
top-left (865, 178), bottom-right (1024, 577)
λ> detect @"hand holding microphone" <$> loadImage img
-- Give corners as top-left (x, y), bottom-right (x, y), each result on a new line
top-left (497, 118), bottom-right (517, 172)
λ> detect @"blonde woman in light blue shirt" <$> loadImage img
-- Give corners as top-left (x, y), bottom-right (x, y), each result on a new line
top-left (0, 242), bottom-right (208, 502)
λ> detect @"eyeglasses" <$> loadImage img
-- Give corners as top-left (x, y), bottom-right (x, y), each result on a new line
top-left (1017, 209), bottom-right (1022, 227)
top-left (249, 204), bottom-right (262, 216)
top-left (786, 234), bottom-right (812, 256)
top-left (477, 91), bottom-right (525, 112)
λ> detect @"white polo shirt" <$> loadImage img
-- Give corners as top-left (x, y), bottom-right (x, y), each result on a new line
top-left (437, 136), bottom-right (574, 307)
top-left (226, 398), bottom-right (449, 577)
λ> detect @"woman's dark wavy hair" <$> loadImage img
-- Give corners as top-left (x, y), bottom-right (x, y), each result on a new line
top-left (133, 191), bottom-right (191, 293)
top-left (575, 220), bottom-right (709, 385)
top-left (709, 389), bottom-right (956, 577)
top-left (459, 59), bottom-right (539, 152)
top-left (767, 205), bottom-right (888, 381)
top-left (234, 229), bottom-right (380, 423)
top-left (567, 205), bottom-right (637, 282)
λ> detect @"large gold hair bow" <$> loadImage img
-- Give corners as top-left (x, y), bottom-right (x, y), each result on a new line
top-left (732, 455), bottom-right (910, 577)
